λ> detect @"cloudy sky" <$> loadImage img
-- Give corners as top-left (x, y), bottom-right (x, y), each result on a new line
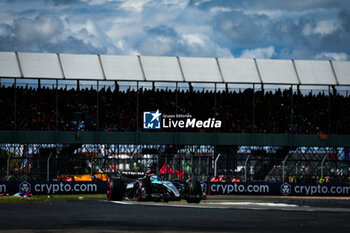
top-left (0, 0), bottom-right (349, 60)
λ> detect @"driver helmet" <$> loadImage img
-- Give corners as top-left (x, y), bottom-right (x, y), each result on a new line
top-left (150, 175), bottom-right (159, 181)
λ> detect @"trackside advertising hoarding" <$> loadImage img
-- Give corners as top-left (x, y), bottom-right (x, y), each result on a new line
top-left (0, 181), bottom-right (108, 195)
top-left (208, 182), bottom-right (350, 196)
top-left (0, 181), bottom-right (349, 196)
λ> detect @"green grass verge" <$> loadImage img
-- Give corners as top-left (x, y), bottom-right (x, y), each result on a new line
top-left (1, 195), bottom-right (268, 203)
top-left (0, 194), bottom-right (105, 203)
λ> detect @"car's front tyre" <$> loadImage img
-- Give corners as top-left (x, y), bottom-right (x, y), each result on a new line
top-left (135, 179), bottom-right (151, 201)
top-left (107, 179), bottom-right (125, 201)
top-left (186, 180), bottom-right (202, 204)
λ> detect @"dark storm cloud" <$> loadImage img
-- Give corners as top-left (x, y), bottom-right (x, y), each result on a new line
top-left (51, 0), bottom-right (80, 5)
top-left (315, 10), bottom-right (350, 54)
top-left (212, 10), bottom-right (269, 47)
top-left (134, 24), bottom-right (231, 57)
top-left (0, 13), bottom-right (115, 54)
top-left (241, 0), bottom-right (350, 10)
top-left (0, 0), bottom-right (349, 60)
top-left (189, 0), bottom-right (350, 11)
top-left (144, 25), bottom-right (178, 38)
top-left (207, 1), bottom-right (350, 59)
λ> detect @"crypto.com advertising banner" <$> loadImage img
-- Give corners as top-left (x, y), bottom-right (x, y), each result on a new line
top-left (0, 181), bottom-right (108, 195)
top-left (207, 182), bottom-right (350, 196)
top-left (1, 181), bottom-right (349, 196)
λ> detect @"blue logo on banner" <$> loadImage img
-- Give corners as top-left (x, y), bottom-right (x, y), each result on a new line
top-left (143, 110), bottom-right (161, 129)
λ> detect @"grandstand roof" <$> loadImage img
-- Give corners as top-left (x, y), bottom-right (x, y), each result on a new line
top-left (0, 52), bottom-right (349, 85)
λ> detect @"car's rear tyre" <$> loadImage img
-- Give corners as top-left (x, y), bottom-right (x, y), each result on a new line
top-left (186, 180), bottom-right (202, 204)
top-left (107, 179), bottom-right (125, 201)
top-left (135, 179), bottom-right (151, 201)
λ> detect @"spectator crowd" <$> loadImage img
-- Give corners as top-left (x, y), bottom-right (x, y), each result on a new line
top-left (0, 85), bottom-right (349, 134)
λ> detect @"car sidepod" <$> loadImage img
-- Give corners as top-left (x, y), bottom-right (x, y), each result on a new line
top-left (162, 181), bottom-right (180, 198)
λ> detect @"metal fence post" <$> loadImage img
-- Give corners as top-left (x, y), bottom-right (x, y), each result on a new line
top-left (321, 155), bottom-right (328, 180)
top-left (191, 153), bottom-right (194, 177)
top-left (198, 154), bottom-right (201, 179)
top-left (91, 154), bottom-right (95, 179)
top-left (206, 156), bottom-right (209, 180)
top-left (295, 161), bottom-right (300, 177)
top-left (214, 153), bottom-right (221, 177)
top-left (136, 81), bottom-right (139, 144)
top-left (244, 154), bottom-right (251, 182)
top-left (7, 154), bottom-right (11, 179)
top-left (47, 152), bottom-right (52, 181)
top-left (97, 80), bottom-right (99, 132)
top-left (282, 155), bottom-right (289, 182)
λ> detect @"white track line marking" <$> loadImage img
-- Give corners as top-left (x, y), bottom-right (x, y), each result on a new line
top-left (109, 200), bottom-right (299, 208)
top-left (205, 202), bottom-right (299, 207)
top-left (110, 201), bottom-right (133, 205)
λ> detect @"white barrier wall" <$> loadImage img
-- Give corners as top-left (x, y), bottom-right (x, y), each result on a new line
top-left (218, 58), bottom-right (260, 83)
top-left (0, 52), bottom-right (21, 78)
top-left (294, 60), bottom-right (337, 85)
top-left (101, 55), bottom-right (144, 81)
top-left (18, 52), bottom-right (63, 79)
top-left (59, 54), bottom-right (104, 80)
top-left (0, 52), bottom-right (349, 85)
top-left (332, 61), bottom-right (350, 85)
top-left (141, 56), bottom-right (183, 82)
top-left (179, 57), bottom-right (223, 83)
top-left (257, 59), bottom-right (299, 84)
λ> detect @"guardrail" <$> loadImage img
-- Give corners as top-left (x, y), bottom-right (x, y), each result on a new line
top-left (1, 130), bottom-right (350, 146)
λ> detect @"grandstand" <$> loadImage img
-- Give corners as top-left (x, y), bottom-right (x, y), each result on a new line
top-left (0, 52), bottom-right (349, 183)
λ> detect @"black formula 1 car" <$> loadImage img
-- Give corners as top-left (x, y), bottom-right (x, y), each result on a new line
top-left (107, 174), bottom-right (203, 203)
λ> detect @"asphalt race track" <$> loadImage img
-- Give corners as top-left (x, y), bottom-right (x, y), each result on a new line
top-left (1, 196), bottom-right (350, 233)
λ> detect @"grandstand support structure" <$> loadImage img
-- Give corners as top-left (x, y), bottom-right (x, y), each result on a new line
top-left (0, 52), bottom-right (350, 183)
